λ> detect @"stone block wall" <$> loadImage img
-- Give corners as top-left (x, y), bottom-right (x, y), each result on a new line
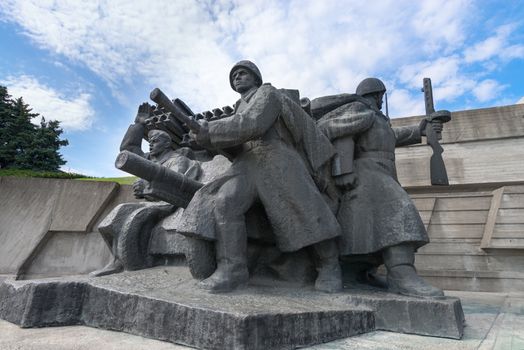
top-left (408, 184), bottom-right (524, 292)
top-left (391, 103), bottom-right (524, 292)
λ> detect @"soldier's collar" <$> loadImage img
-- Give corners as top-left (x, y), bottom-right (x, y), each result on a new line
top-left (359, 98), bottom-right (389, 121)
top-left (241, 86), bottom-right (258, 103)
top-left (151, 149), bottom-right (173, 164)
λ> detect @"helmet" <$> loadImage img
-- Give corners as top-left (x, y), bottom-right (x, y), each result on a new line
top-left (229, 60), bottom-right (263, 91)
top-left (356, 78), bottom-right (386, 96)
top-left (148, 129), bottom-right (171, 142)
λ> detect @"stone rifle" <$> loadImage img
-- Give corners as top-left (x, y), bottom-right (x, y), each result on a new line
top-left (421, 78), bottom-right (452, 185)
top-left (115, 150), bottom-right (203, 208)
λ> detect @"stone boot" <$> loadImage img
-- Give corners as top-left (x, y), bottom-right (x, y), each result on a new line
top-left (313, 239), bottom-right (343, 293)
top-left (198, 223), bottom-right (249, 293)
top-left (384, 244), bottom-right (444, 298)
top-left (357, 268), bottom-right (388, 289)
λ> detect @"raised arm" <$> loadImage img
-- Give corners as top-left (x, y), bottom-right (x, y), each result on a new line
top-left (393, 124), bottom-right (422, 147)
top-left (120, 103), bottom-right (152, 157)
top-left (317, 101), bottom-right (375, 141)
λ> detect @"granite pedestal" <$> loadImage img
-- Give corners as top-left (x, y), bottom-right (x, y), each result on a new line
top-left (0, 266), bottom-right (464, 349)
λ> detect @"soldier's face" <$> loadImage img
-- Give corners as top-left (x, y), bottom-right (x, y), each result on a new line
top-left (149, 136), bottom-right (170, 156)
top-left (376, 92), bottom-right (384, 111)
top-left (232, 68), bottom-right (256, 93)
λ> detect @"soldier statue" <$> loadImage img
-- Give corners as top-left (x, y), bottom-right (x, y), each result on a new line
top-left (317, 78), bottom-right (444, 298)
top-left (91, 107), bottom-right (201, 277)
top-left (175, 60), bottom-right (343, 293)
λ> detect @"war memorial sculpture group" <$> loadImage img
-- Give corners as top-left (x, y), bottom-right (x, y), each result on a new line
top-left (0, 61), bottom-right (465, 349)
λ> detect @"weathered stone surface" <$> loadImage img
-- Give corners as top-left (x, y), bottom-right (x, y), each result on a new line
top-left (340, 289), bottom-right (464, 339)
top-left (0, 290), bottom-right (520, 350)
top-left (0, 266), bottom-right (466, 349)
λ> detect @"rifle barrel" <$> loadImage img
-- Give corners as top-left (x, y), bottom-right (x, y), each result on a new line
top-left (423, 78), bottom-right (436, 115)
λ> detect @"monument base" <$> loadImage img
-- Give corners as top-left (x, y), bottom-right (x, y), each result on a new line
top-left (0, 266), bottom-right (464, 349)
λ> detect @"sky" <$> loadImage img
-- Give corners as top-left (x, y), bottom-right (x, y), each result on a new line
top-left (1, 0), bottom-right (523, 177)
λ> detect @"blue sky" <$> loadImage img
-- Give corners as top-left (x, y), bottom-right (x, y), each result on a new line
top-left (1, 0), bottom-right (523, 177)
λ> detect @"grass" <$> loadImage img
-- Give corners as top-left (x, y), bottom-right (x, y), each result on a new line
top-left (0, 168), bottom-right (137, 185)
top-left (77, 176), bottom-right (137, 185)
top-left (0, 168), bottom-right (88, 179)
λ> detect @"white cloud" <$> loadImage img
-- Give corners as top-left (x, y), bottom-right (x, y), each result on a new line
top-left (464, 24), bottom-right (524, 63)
top-left (472, 79), bottom-right (505, 103)
top-left (2, 75), bottom-right (95, 130)
top-left (397, 56), bottom-right (477, 103)
top-left (387, 88), bottom-right (425, 118)
top-left (410, 0), bottom-right (471, 54)
top-left (0, 0), bottom-right (237, 109)
top-left (0, 0), bottom-right (522, 119)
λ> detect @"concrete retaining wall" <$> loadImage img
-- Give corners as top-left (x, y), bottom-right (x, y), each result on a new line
top-left (0, 103), bottom-right (523, 291)
top-left (389, 104), bottom-right (524, 292)
top-left (407, 184), bottom-right (524, 292)
top-left (393, 104), bottom-right (524, 187)
top-left (0, 177), bottom-right (137, 279)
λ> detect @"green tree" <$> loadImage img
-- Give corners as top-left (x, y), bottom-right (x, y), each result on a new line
top-left (0, 85), bottom-right (69, 171)
top-left (0, 86), bottom-right (16, 168)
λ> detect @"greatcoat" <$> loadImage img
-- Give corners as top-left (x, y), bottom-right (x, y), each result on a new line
top-left (317, 100), bottom-right (428, 256)
top-left (175, 84), bottom-right (341, 252)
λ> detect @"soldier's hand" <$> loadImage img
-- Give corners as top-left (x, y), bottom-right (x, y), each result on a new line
top-left (334, 172), bottom-right (358, 190)
top-left (431, 120), bottom-right (443, 134)
top-left (192, 120), bottom-right (212, 149)
top-left (132, 179), bottom-right (147, 198)
top-left (420, 117), bottom-right (444, 136)
top-left (134, 103), bottom-right (152, 125)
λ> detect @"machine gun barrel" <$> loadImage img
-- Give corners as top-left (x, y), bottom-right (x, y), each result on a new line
top-left (150, 88), bottom-right (234, 161)
top-left (150, 88), bottom-right (201, 132)
top-left (115, 150), bottom-right (203, 207)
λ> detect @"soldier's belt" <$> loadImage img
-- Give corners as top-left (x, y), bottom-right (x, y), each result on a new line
top-left (243, 134), bottom-right (289, 152)
top-left (355, 151), bottom-right (395, 161)
top-left (243, 140), bottom-right (273, 152)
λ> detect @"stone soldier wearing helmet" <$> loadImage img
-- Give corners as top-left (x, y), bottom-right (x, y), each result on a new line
top-left (175, 60), bottom-right (343, 293)
top-left (317, 77), bottom-right (445, 298)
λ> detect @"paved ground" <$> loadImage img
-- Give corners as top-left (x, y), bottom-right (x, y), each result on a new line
top-left (0, 290), bottom-right (523, 350)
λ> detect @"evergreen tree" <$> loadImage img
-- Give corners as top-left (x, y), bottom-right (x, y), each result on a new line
top-left (8, 97), bottom-right (38, 167)
top-left (16, 117), bottom-right (69, 171)
top-left (0, 85), bottom-right (69, 171)
top-left (0, 86), bottom-right (14, 168)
